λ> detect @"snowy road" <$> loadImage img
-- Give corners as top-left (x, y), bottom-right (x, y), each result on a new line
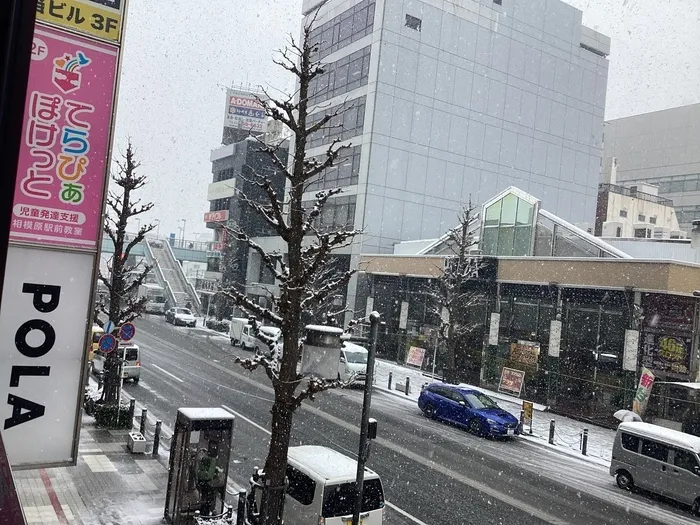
top-left (123, 316), bottom-right (698, 525)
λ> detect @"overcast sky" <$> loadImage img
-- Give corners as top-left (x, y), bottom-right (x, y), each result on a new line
top-left (112, 0), bottom-right (699, 241)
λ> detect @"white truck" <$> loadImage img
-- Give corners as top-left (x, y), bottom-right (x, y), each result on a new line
top-left (139, 283), bottom-right (167, 314)
top-left (229, 317), bottom-right (282, 355)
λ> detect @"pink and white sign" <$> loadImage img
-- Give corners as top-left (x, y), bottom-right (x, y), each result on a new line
top-left (11, 24), bottom-right (118, 250)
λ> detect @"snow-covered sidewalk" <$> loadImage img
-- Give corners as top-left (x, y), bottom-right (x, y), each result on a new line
top-left (372, 359), bottom-right (615, 464)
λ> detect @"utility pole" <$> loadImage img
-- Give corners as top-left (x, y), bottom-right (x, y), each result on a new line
top-left (352, 311), bottom-right (380, 525)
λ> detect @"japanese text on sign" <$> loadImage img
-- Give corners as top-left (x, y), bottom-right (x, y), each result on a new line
top-left (36, 0), bottom-right (122, 44)
top-left (12, 25), bottom-right (118, 249)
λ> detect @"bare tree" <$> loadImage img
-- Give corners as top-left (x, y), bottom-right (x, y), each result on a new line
top-left (220, 21), bottom-right (361, 525)
top-left (98, 142), bottom-right (155, 405)
top-left (431, 203), bottom-right (484, 384)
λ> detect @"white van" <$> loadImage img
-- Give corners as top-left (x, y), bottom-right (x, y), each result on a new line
top-left (338, 342), bottom-right (368, 384)
top-left (285, 445), bottom-right (385, 524)
top-left (229, 318), bottom-right (251, 347)
top-left (610, 421), bottom-right (700, 514)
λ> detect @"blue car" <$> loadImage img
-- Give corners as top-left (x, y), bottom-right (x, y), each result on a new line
top-left (418, 383), bottom-right (520, 437)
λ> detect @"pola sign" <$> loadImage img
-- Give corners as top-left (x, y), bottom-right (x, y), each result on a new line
top-left (0, 247), bottom-right (92, 466)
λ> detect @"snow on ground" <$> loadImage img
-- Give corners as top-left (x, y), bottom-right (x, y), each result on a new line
top-left (372, 359), bottom-right (616, 463)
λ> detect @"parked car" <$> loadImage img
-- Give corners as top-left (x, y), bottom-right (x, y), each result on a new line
top-left (253, 326), bottom-right (282, 356)
top-left (92, 344), bottom-right (141, 383)
top-left (611, 421), bottom-right (700, 515)
top-left (166, 307), bottom-right (196, 327)
top-left (338, 341), bottom-right (368, 384)
top-left (418, 383), bottom-right (520, 437)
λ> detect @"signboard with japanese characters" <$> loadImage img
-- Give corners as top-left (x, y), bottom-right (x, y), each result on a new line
top-left (633, 367), bottom-right (655, 416)
top-left (11, 25), bottom-right (118, 250)
top-left (36, 0), bottom-right (124, 44)
top-left (405, 346), bottom-right (426, 368)
top-left (0, 247), bottom-right (93, 467)
top-left (498, 367), bottom-right (525, 397)
top-left (224, 89), bottom-right (267, 133)
top-left (509, 340), bottom-right (540, 366)
top-left (203, 210), bottom-right (229, 224)
top-left (641, 331), bottom-right (692, 376)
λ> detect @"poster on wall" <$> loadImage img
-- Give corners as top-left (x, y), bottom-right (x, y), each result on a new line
top-left (406, 346), bottom-right (426, 368)
top-left (11, 24), bottom-right (118, 250)
top-left (0, 247), bottom-right (93, 467)
top-left (510, 340), bottom-right (540, 366)
top-left (641, 331), bottom-right (692, 376)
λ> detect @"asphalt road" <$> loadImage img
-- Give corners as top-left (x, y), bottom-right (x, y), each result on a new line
top-left (122, 315), bottom-right (698, 525)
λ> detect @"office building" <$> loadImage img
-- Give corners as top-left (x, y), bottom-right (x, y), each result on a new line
top-left (298, 0), bottom-right (610, 314)
top-left (603, 103), bottom-right (700, 231)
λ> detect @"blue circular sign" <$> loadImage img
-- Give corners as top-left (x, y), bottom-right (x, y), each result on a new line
top-left (119, 322), bottom-right (136, 342)
top-left (98, 334), bottom-right (117, 353)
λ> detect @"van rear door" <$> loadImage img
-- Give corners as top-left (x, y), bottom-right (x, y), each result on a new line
top-left (321, 478), bottom-right (384, 525)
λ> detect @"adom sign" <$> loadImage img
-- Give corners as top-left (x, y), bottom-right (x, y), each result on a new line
top-left (0, 247), bottom-right (93, 467)
top-left (224, 89), bottom-right (267, 133)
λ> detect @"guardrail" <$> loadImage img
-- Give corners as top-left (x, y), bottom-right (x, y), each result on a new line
top-left (144, 239), bottom-right (177, 308)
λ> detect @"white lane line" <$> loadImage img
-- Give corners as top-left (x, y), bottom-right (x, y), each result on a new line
top-left (385, 502), bottom-right (430, 525)
top-left (221, 404), bottom-right (271, 435)
top-left (219, 404), bottom-right (431, 525)
top-left (151, 364), bottom-right (184, 383)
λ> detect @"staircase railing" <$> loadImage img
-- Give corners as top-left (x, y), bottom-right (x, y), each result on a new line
top-left (144, 239), bottom-right (177, 309)
top-left (165, 240), bottom-right (202, 313)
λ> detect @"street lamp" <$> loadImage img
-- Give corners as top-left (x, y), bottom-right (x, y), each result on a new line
top-left (154, 219), bottom-right (161, 238)
top-left (352, 311), bottom-right (381, 525)
top-left (179, 218), bottom-right (187, 244)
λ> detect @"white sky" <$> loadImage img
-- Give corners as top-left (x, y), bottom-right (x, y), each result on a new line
top-left (112, 0), bottom-right (699, 240)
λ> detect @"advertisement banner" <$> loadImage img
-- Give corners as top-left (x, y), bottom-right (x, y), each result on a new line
top-left (0, 247), bottom-right (93, 467)
top-left (488, 313), bottom-right (500, 346)
top-left (399, 301), bottom-right (409, 330)
top-left (510, 340), bottom-right (540, 366)
top-left (498, 367), bottom-right (525, 397)
top-left (224, 89), bottom-right (267, 133)
top-left (36, 0), bottom-right (124, 44)
top-left (406, 346), bottom-right (426, 368)
top-left (548, 320), bottom-right (562, 357)
top-left (11, 24), bottom-right (118, 250)
top-left (204, 210), bottom-right (229, 223)
top-left (633, 367), bottom-right (655, 416)
top-left (641, 331), bottom-right (692, 375)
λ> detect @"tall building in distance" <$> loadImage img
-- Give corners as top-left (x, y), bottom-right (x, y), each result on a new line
top-left (603, 103), bottom-right (700, 232)
top-left (300, 0), bottom-right (610, 312)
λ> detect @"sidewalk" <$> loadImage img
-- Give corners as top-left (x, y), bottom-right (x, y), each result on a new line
top-left (14, 413), bottom-right (168, 525)
top-left (373, 359), bottom-right (616, 464)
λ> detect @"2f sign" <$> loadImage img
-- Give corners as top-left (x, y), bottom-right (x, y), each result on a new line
top-left (0, 247), bottom-right (92, 467)
top-left (4, 284), bottom-right (61, 430)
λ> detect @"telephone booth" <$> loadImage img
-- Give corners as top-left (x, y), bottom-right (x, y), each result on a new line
top-left (164, 408), bottom-right (235, 524)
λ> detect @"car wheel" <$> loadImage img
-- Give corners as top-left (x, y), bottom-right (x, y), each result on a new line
top-left (468, 418), bottom-right (482, 436)
top-left (230, 339), bottom-right (236, 347)
top-left (693, 498), bottom-right (700, 517)
top-left (616, 470), bottom-right (634, 491)
top-left (133, 377), bottom-right (140, 384)
top-left (423, 404), bottom-right (436, 419)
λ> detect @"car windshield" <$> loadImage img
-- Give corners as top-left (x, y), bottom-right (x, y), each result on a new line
top-left (344, 350), bottom-right (367, 364)
top-left (176, 308), bottom-right (192, 315)
top-left (465, 392), bottom-right (499, 410)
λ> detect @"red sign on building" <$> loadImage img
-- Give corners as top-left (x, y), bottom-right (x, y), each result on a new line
top-left (204, 210), bottom-right (229, 223)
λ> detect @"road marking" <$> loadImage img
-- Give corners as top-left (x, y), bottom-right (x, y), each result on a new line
top-left (384, 502), bottom-right (429, 525)
top-left (220, 404), bottom-right (436, 525)
top-left (221, 404), bottom-right (270, 435)
top-left (151, 363), bottom-right (184, 382)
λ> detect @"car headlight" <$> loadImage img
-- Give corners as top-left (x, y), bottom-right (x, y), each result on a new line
top-left (486, 418), bottom-right (499, 426)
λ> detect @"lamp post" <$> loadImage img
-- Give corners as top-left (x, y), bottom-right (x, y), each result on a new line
top-left (352, 311), bottom-right (381, 525)
top-left (179, 218), bottom-right (187, 245)
top-left (154, 219), bottom-right (161, 238)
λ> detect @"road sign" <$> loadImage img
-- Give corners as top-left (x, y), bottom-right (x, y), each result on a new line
top-left (98, 333), bottom-right (117, 353)
top-left (104, 320), bottom-right (115, 334)
top-left (119, 322), bottom-right (135, 342)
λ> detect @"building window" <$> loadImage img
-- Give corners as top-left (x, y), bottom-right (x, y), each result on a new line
top-left (634, 228), bottom-right (649, 238)
top-left (616, 227), bottom-right (621, 237)
top-left (305, 195), bottom-right (357, 232)
top-left (309, 46), bottom-right (371, 106)
top-left (638, 214), bottom-right (646, 222)
top-left (308, 96), bottom-right (366, 149)
top-left (619, 210), bottom-right (627, 218)
top-left (649, 216), bottom-right (657, 224)
top-left (405, 14), bottom-right (421, 31)
top-left (493, 0), bottom-right (502, 5)
top-left (309, 1), bottom-right (375, 60)
top-left (307, 145), bottom-right (362, 191)
top-left (211, 198), bottom-right (231, 212)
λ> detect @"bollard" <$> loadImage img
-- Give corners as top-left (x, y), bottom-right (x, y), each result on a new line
top-left (152, 420), bottom-right (162, 457)
top-left (128, 399), bottom-right (136, 426)
top-left (519, 409), bottom-right (525, 434)
top-left (139, 408), bottom-right (148, 435)
top-left (388, 371), bottom-right (393, 390)
top-left (548, 419), bottom-right (555, 445)
top-left (405, 377), bottom-right (410, 395)
top-left (236, 491), bottom-right (246, 525)
top-left (582, 428), bottom-right (589, 456)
